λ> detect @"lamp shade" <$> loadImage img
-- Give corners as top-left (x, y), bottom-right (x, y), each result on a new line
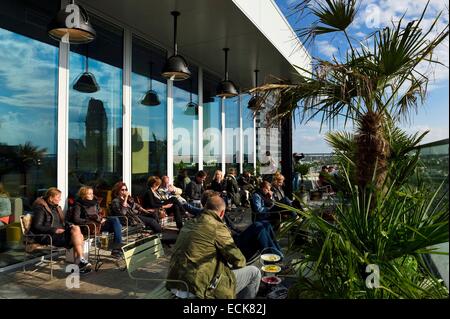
top-left (216, 80), bottom-right (239, 98)
top-left (185, 102), bottom-right (199, 116)
top-left (48, 2), bottom-right (96, 44)
top-left (73, 72), bottom-right (99, 93)
top-left (141, 90), bottom-right (161, 106)
top-left (162, 55), bottom-right (191, 81)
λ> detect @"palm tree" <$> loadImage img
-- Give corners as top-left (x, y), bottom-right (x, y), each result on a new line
top-left (254, 0), bottom-right (448, 197)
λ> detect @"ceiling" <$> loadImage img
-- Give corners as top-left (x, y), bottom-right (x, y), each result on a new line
top-left (78, 0), bottom-right (304, 91)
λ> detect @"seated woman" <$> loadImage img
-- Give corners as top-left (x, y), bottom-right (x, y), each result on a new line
top-left (271, 172), bottom-right (302, 216)
top-left (142, 176), bottom-right (184, 230)
top-left (31, 188), bottom-right (92, 273)
top-left (210, 170), bottom-right (226, 193)
top-left (71, 186), bottom-right (123, 257)
top-left (110, 182), bottom-right (161, 234)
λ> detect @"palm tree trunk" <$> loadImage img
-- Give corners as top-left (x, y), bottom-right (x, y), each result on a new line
top-left (355, 111), bottom-right (390, 192)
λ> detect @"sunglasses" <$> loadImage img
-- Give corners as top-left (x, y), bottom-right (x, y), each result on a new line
top-left (121, 188), bottom-right (128, 191)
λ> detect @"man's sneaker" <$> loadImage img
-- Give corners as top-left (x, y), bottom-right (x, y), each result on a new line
top-left (78, 259), bottom-right (92, 273)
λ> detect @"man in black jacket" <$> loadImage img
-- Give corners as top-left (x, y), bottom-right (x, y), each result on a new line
top-left (185, 171), bottom-right (206, 207)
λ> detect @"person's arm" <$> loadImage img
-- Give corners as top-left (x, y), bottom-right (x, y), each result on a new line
top-left (253, 193), bottom-right (271, 214)
top-left (72, 205), bottom-right (87, 225)
top-left (143, 191), bottom-right (163, 209)
top-left (32, 206), bottom-right (57, 234)
top-left (185, 182), bottom-right (194, 200)
top-left (215, 224), bottom-right (246, 269)
top-left (110, 198), bottom-right (128, 216)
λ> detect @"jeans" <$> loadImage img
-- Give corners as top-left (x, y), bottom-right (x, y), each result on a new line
top-left (232, 266), bottom-right (261, 299)
top-left (138, 214), bottom-right (162, 233)
top-left (235, 221), bottom-right (283, 260)
top-left (100, 216), bottom-right (123, 245)
top-left (292, 173), bottom-right (300, 191)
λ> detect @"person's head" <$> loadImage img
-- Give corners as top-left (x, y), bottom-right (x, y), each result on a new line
top-left (204, 195), bottom-right (226, 220)
top-left (260, 181), bottom-right (272, 195)
top-left (147, 176), bottom-right (162, 190)
top-left (44, 187), bottom-right (62, 206)
top-left (112, 182), bottom-right (128, 198)
top-left (228, 167), bottom-right (237, 176)
top-left (195, 170), bottom-right (207, 183)
top-left (243, 171), bottom-right (250, 178)
top-left (201, 190), bottom-right (220, 207)
top-left (161, 176), bottom-right (170, 187)
top-left (272, 172), bottom-right (285, 187)
top-left (328, 166), bottom-right (335, 173)
top-left (321, 165), bottom-right (328, 171)
top-left (213, 170), bottom-right (223, 181)
top-left (265, 151), bottom-right (271, 156)
top-left (78, 186), bottom-right (94, 201)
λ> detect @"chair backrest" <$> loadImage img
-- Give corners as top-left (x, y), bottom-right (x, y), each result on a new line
top-left (20, 214), bottom-right (33, 235)
top-left (122, 235), bottom-right (164, 275)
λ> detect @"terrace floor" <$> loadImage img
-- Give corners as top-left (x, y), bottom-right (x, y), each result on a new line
top-left (0, 208), bottom-right (296, 299)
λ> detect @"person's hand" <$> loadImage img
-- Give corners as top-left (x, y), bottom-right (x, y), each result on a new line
top-left (55, 228), bottom-right (65, 234)
top-left (268, 190), bottom-right (273, 198)
top-left (163, 203), bottom-right (173, 209)
top-left (124, 191), bottom-right (130, 198)
top-left (101, 218), bottom-right (107, 224)
top-left (168, 185), bottom-right (174, 193)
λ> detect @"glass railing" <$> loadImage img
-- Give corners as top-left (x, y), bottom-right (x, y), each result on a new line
top-left (414, 139), bottom-right (449, 289)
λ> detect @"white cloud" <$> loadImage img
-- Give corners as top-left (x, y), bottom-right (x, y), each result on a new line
top-left (401, 124), bottom-right (449, 144)
top-left (316, 40), bottom-right (338, 58)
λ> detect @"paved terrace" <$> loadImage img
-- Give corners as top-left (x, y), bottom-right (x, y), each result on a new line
top-left (0, 208), bottom-right (295, 299)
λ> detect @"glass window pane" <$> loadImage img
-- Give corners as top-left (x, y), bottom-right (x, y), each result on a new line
top-left (68, 19), bottom-right (123, 202)
top-left (225, 96), bottom-right (240, 173)
top-left (203, 72), bottom-right (222, 179)
top-left (0, 0), bottom-right (59, 266)
top-left (242, 94), bottom-right (255, 174)
top-left (173, 68), bottom-right (198, 180)
top-left (131, 36), bottom-right (167, 196)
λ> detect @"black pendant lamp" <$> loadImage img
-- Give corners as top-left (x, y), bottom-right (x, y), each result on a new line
top-left (48, 0), bottom-right (96, 44)
top-left (248, 69), bottom-right (264, 110)
top-left (162, 11), bottom-right (191, 81)
top-left (73, 45), bottom-right (99, 93)
top-left (141, 62), bottom-right (161, 106)
top-left (185, 79), bottom-right (198, 115)
top-left (216, 48), bottom-right (238, 98)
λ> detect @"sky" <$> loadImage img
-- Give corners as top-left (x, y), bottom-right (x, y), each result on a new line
top-left (275, 0), bottom-right (449, 154)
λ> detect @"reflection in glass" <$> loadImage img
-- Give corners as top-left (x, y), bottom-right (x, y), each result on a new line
top-left (0, 0), bottom-right (59, 266)
top-left (68, 20), bottom-right (123, 200)
top-left (203, 72), bottom-right (222, 180)
top-left (242, 94), bottom-right (255, 174)
top-left (173, 67), bottom-right (198, 180)
top-left (225, 96), bottom-right (240, 173)
top-left (131, 36), bottom-right (167, 196)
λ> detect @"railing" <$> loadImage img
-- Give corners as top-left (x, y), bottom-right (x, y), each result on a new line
top-left (414, 139), bottom-right (449, 289)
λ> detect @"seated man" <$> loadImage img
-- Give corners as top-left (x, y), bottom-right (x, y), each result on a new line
top-left (184, 190), bottom-right (283, 263)
top-left (31, 188), bottom-right (92, 273)
top-left (184, 171), bottom-right (207, 208)
top-left (252, 181), bottom-right (281, 230)
top-left (225, 168), bottom-right (241, 208)
top-left (167, 195), bottom-right (261, 299)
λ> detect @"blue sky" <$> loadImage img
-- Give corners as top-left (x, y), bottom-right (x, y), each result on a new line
top-left (275, 0), bottom-right (449, 153)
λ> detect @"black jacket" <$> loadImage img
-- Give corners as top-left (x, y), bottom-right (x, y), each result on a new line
top-left (71, 199), bottom-right (102, 225)
top-left (211, 180), bottom-right (226, 192)
top-left (226, 175), bottom-right (241, 205)
top-left (142, 189), bottom-right (164, 209)
top-left (31, 197), bottom-right (65, 235)
top-left (185, 181), bottom-right (204, 201)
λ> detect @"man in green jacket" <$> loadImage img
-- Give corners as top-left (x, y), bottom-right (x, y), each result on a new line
top-left (167, 195), bottom-right (261, 299)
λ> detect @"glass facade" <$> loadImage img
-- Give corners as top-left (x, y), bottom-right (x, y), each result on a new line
top-left (0, 0), bottom-right (261, 270)
top-left (173, 68), bottom-right (199, 180)
top-left (0, 0), bottom-right (59, 265)
top-left (131, 36), bottom-right (167, 196)
top-left (68, 19), bottom-right (123, 201)
top-left (242, 94), bottom-right (255, 174)
top-left (203, 72), bottom-right (222, 180)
